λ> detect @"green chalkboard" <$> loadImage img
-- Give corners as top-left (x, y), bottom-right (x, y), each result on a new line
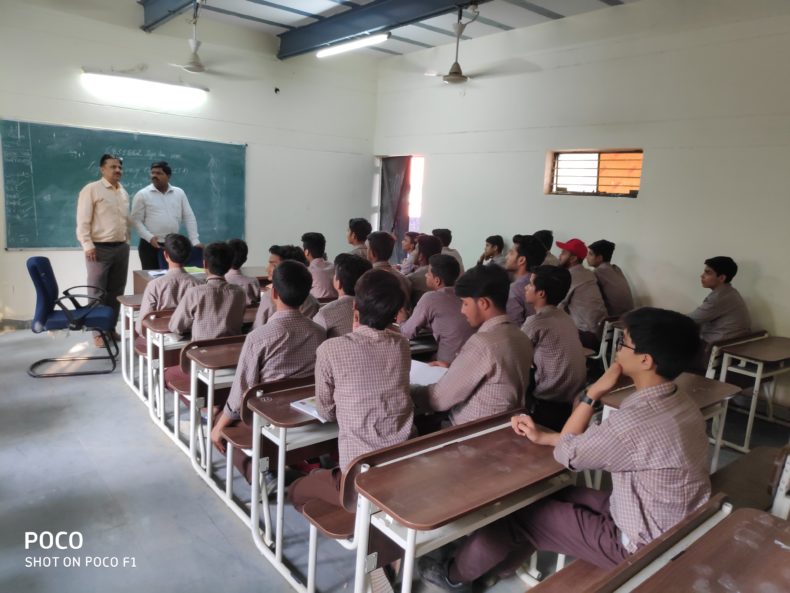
top-left (1, 120), bottom-right (245, 249)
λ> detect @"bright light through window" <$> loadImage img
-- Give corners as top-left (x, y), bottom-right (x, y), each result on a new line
top-left (81, 72), bottom-right (208, 111)
top-left (408, 156), bottom-right (425, 230)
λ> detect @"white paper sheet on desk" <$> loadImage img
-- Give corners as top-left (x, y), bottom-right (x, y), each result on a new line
top-left (290, 396), bottom-right (328, 423)
top-left (148, 270), bottom-right (167, 278)
top-left (409, 360), bottom-right (448, 386)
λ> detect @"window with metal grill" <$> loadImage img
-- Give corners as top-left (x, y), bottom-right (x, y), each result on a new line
top-left (546, 150), bottom-right (643, 197)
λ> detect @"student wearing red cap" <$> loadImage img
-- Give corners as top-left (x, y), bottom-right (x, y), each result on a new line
top-left (556, 238), bottom-right (607, 349)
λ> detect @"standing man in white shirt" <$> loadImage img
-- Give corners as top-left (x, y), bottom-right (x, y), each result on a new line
top-left (131, 161), bottom-right (201, 269)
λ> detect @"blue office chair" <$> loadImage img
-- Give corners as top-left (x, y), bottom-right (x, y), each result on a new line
top-left (155, 245), bottom-right (204, 270)
top-left (26, 256), bottom-right (118, 378)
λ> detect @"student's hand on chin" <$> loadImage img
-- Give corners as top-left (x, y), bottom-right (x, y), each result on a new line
top-left (588, 362), bottom-right (623, 399)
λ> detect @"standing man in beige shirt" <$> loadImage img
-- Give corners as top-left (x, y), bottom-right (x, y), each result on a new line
top-left (75, 153), bottom-right (130, 346)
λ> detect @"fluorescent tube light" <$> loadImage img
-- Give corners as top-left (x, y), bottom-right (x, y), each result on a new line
top-left (80, 70), bottom-right (208, 111)
top-left (316, 33), bottom-right (390, 58)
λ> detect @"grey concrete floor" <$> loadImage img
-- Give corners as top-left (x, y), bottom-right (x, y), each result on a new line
top-left (1, 329), bottom-right (787, 593)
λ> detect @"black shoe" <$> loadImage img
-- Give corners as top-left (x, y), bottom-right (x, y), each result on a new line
top-left (418, 557), bottom-right (471, 593)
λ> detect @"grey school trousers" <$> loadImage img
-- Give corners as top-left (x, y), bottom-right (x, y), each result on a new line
top-left (450, 486), bottom-right (629, 583)
top-left (86, 242), bottom-right (129, 327)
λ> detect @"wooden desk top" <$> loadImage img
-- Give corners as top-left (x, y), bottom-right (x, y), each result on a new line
top-left (721, 336), bottom-right (790, 363)
top-left (186, 342), bottom-right (244, 370)
top-left (117, 294), bottom-right (143, 308)
top-left (247, 385), bottom-right (318, 428)
top-left (140, 313), bottom-right (174, 334)
top-left (601, 373), bottom-right (740, 410)
top-left (628, 508), bottom-right (790, 593)
top-left (355, 426), bottom-right (565, 531)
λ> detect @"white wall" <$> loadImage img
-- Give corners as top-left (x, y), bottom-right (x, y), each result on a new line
top-left (374, 0), bottom-right (790, 337)
top-left (0, 0), bottom-right (378, 320)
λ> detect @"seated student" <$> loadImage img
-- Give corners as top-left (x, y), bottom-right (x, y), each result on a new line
top-left (432, 228), bottom-right (464, 273)
top-left (137, 233), bottom-right (202, 335)
top-left (301, 232), bottom-right (338, 300)
top-left (347, 217), bottom-right (372, 259)
top-left (225, 238), bottom-right (261, 306)
top-left (534, 229), bottom-right (560, 266)
top-left (421, 308), bottom-right (710, 591)
top-left (407, 234), bottom-right (443, 307)
top-left (505, 235), bottom-right (546, 326)
top-left (400, 254), bottom-right (474, 364)
top-left (522, 266), bottom-right (587, 432)
top-left (398, 231), bottom-right (419, 275)
top-left (253, 245), bottom-right (320, 328)
top-left (168, 241), bottom-right (246, 340)
top-left (367, 231), bottom-right (412, 308)
top-left (556, 237), bottom-right (608, 349)
top-left (688, 256), bottom-right (751, 344)
top-left (411, 265), bottom-right (534, 426)
top-left (477, 235), bottom-right (506, 268)
top-left (211, 260), bottom-right (325, 458)
top-left (288, 269), bottom-right (414, 509)
top-left (587, 239), bottom-right (634, 317)
top-left (313, 253), bottom-right (371, 338)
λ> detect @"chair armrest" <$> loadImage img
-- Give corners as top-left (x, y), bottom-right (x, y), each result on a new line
top-left (53, 294), bottom-right (102, 328)
top-left (63, 285), bottom-right (105, 308)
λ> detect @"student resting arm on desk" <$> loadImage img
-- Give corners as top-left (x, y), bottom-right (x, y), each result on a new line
top-left (313, 253), bottom-right (371, 339)
top-left (419, 307), bottom-right (711, 593)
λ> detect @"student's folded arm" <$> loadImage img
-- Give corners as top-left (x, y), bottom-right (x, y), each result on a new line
top-left (167, 302), bottom-right (191, 334)
top-left (399, 299), bottom-right (428, 338)
top-left (225, 337), bottom-right (257, 420)
top-left (427, 339), bottom-right (487, 412)
top-left (687, 298), bottom-right (716, 324)
top-left (314, 353), bottom-right (337, 422)
top-left (553, 422), bottom-right (631, 472)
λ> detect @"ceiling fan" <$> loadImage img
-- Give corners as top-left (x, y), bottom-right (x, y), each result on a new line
top-left (426, 5), bottom-right (479, 84)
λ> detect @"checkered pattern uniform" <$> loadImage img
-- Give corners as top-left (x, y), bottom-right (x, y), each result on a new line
top-left (168, 276), bottom-right (245, 340)
top-left (225, 269), bottom-right (261, 306)
top-left (400, 286), bottom-right (474, 363)
top-left (137, 269), bottom-right (202, 333)
top-left (313, 295), bottom-right (354, 338)
top-left (253, 288), bottom-right (320, 328)
top-left (308, 258), bottom-right (338, 299)
top-left (559, 265), bottom-right (608, 336)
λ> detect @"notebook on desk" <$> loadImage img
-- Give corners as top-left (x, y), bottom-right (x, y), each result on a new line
top-left (290, 396), bottom-right (329, 423)
top-left (410, 360), bottom-right (448, 386)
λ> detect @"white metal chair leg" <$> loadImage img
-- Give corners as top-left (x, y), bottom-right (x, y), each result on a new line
top-left (226, 443), bottom-right (234, 499)
top-left (307, 524), bottom-right (318, 593)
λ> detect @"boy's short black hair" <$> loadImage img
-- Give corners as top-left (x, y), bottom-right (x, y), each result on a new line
top-left (512, 234), bottom-right (524, 246)
top-left (204, 241), bottom-right (234, 276)
top-left (517, 235), bottom-right (547, 272)
top-left (272, 260), bottom-right (312, 308)
top-left (227, 238), bottom-right (249, 269)
top-left (428, 254), bottom-right (461, 287)
top-left (354, 269), bottom-right (405, 330)
top-left (348, 218), bottom-right (372, 242)
top-left (485, 235), bottom-right (504, 253)
top-left (588, 240), bottom-right (615, 262)
top-left (623, 307), bottom-right (701, 380)
top-left (416, 234), bottom-right (443, 265)
top-left (533, 230), bottom-right (554, 251)
top-left (333, 253), bottom-right (372, 295)
top-left (367, 231), bottom-right (396, 261)
top-left (164, 233), bottom-right (192, 264)
top-left (301, 232), bottom-right (327, 259)
top-left (431, 228), bottom-right (453, 247)
top-left (404, 231), bottom-right (419, 244)
top-left (270, 244), bottom-right (308, 265)
top-left (531, 265), bottom-right (572, 306)
top-left (454, 264), bottom-right (510, 311)
top-left (150, 160), bottom-right (172, 177)
top-left (704, 256), bottom-right (738, 283)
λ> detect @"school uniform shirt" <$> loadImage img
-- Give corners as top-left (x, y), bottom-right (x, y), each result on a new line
top-left (594, 263), bottom-right (634, 317)
top-left (542, 252), bottom-right (560, 267)
top-left (130, 183), bottom-right (199, 245)
top-left (136, 268), bottom-right (202, 333)
top-left (253, 288), bottom-right (320, 328)
top-left (400, 286), bottom-right (474, 363)
top-left (521, 306), bottom-right (587, 403)
top-left (349, 244), bottom-right (368, 259)
top-left (400, 251), bottom-right (417, 275)
top-left (224, 310), bottom-right (325, 419)
top-left (372, 261), bottom-right (412, 309)
top-left (688, 284), bottom-right (751, 344)
top-left (308, 258), bottom-right (338, 299)
top-left (168, 276), bottom-right (245, 340)
top-left (441, 246), bottom-right (465, 274)
top-left (554, 382), bottom-right (711, 553)
top-left (313, 294), bottom-right (354, 338)
top-left (225, 269), bottom-right (261, 306)
top-left (75, 178), bottom-right (130, 250)
top-left (560, 265), bottom-right (608, 337)
top-left (407, 266), bottom-right (429, 307)
top-left (315, 326), bottom-right (414, 472)
top-left (506, 273), bottom-right (534, 326)
top-left (412, 315), bottom-right (534, 426)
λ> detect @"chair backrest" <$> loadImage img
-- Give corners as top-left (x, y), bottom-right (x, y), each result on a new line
top-left (339, 408), bottom-right (523, 512)
top-left (240, 376), bottom-right (316, 426)
top-left (179, 334), bottom-right (247, 374)
top-left (27, 256), bottom-right (59, 333)
top-left (157, 245), bottom-right (204, 270)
